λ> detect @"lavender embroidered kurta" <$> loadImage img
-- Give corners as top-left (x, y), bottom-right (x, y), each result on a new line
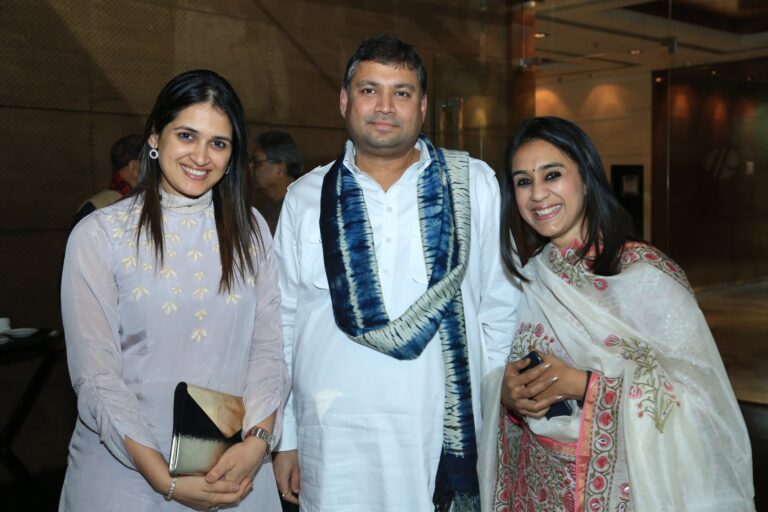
top-left (60, 192), bottom-right (289, 511)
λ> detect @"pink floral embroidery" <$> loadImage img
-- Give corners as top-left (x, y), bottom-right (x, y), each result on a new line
top-left (493, 423), bottom-right (578, 511)
top-left (593, 278), bottom-right (608, 291)
top-left (604, 335), bottom-right (620, 347)
top-left (616, 336), bottom-right (681, 432)
top-left (584, 376), bottom-right (623, 511)
top-left (508, 322), bottom-right (557, 362)
top-left (620, 243), bottom-right (693, 294)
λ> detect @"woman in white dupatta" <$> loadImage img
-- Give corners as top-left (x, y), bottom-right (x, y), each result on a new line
top-left (478, 116), bottom-right (754, 511)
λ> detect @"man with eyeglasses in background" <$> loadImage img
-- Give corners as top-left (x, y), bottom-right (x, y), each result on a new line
top-left (248, 130), bottom-right (304, 234)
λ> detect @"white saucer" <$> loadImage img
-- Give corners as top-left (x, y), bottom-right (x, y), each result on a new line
top-left (6, 327), bottom-right (39, 338)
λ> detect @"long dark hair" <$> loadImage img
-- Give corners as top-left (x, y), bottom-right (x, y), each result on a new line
top-left (135, 69), bottom-right (260, 292)
top-left (500, 116), bottom-right (637, 280)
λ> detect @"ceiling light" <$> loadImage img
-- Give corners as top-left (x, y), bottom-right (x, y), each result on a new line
top-left (534, 32), bottom-right (550, 39)
top-left (711, 70), bottom-right (717, 76)
top-left (654, 77), bottom-right (663, 83)
top-left (629, 49), bottom-right (643, 55)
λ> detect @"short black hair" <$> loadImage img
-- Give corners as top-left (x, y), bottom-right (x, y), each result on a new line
top-left (500, 116), bottom-right (638, 279)
top-left (342, 34), bottom-right (427, 97)
top-left (110, 134), bottom-right (143, 172)
top-left (256, 130), bottom-right (304, 180)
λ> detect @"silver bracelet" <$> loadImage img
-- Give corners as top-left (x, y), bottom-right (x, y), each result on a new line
top-left (165, 476), bottom-right (178, 502)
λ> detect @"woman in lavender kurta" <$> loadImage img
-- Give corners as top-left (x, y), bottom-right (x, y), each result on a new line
top-left (60, 70), bottom-right (289, 511)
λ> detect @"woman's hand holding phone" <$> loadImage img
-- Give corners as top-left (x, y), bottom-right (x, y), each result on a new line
top-left (501, 354), bottom-right (563, 419)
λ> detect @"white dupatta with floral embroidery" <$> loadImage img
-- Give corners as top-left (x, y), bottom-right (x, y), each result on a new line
top-left (478, 242), bottom-right (754, 512)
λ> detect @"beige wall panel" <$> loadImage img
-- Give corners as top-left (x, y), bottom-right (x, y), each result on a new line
top-left (0, 108), bottom-right (91, 231)
top-left (86, 1), bottom-right (176, 114)
top-left (0, 2), bottom-right (91, 110)
top-left (0, 230), bottom-right (70, 329)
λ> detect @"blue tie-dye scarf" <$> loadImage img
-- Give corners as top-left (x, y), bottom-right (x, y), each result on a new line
top-left (320, 135), bottom-right (479, 510)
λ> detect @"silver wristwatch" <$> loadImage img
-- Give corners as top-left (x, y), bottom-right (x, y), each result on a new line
top-left (244, 426), bottom-right (274, 454)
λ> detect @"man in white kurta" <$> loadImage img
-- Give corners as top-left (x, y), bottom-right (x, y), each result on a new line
top-left (272, 35), bottom-right (520, 511)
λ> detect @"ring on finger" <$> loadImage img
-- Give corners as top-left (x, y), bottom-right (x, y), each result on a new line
top-left (280, 490), bottom-right (291, 499)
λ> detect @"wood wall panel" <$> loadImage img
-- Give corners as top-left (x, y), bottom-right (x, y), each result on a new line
top-left (0, 108), bottom-right (91, 231)
top-left (0, 0), bottom-right (520, 334)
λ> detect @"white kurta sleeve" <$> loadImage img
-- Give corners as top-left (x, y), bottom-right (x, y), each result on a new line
top-left (243, 214), bottom-right (291, 443)
top-left (61, 217), bottom-right (161, 468)
top-left (472, 161), bottom-right (521, 372)
top-left (273, 190), bottom-right (299, 451)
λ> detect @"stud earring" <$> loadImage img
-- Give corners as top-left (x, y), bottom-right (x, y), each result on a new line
top-left (149, 146), bottom-right (159, 160)
top-left (225, 166), bottom-right (230, 175)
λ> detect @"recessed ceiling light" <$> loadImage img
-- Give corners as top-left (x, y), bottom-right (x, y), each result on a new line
top-left (654, 77), bottom-right (663, 83)
top-left (534, 32), bottom-right (550, 39)
top-left (711, 70), bottom-right (717, 76)
top-left (629, 49), bottom-right (643, 55)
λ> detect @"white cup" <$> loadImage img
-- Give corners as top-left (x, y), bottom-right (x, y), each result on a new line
top-left (0, 317), bottom-right (9, 333)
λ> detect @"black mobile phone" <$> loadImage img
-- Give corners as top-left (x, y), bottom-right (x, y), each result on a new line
top-left (521, 351), bottom-right (573, 419)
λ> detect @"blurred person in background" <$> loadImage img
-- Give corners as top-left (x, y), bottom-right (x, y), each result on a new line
top-left (72, 133), bottom-right (143, 226)
top-left (248, 130), bottom-right (303, 235)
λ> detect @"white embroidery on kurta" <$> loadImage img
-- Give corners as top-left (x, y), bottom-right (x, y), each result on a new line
top-left (191, 328), bottom-right (207, 342)
top-left (143, 263), bottom-right (153, 272)
top-left (203, 229), bottom-right (215, 241)
top-left (166, 232), bottom-right (181, 243)
top-left (193, 287), bottom-right (210, 299)
top-left (226, 294), bottom-right (241, 304)
top-left (112, 227), bottom-right (125, 239)
top-left (188, 249), bottom-right (203, 262)
top-left (181, 218), bottom-right (197, 230)
top-left (105, 215), bottom-right (116, 224)
top-left (162, 302), bottom-right (177, 314)
top-left (132, 287), bottom-right (149, 300)
top-left (246, 276), bottom-right (255, 287)
top-left (168, 248), bottom-right (177, 258)
top-left (193, 271), bottom-right (205, 281)
top-left (195, 310), bottom-right (208, 321)
top-left (117, 212), bottom-right (130, 222)
top-left (121, 256), bottom-right (137, 269)
top-left (160, 267), bottom-right (177, 279)
top-left (171, 287), bottom-right (183, 295)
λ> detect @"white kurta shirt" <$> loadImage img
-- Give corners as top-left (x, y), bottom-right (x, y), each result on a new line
top-left (274, 139), bottom-right (520, 512)
top-left (60, 192), bottom-right (289, 511)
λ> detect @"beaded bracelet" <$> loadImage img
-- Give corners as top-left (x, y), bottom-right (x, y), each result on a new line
top-left (165, 477), bottom-right (178, 502)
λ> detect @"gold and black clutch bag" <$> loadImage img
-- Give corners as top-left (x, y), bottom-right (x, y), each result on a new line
top-left (168, 382), bottom-right (245, 475)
